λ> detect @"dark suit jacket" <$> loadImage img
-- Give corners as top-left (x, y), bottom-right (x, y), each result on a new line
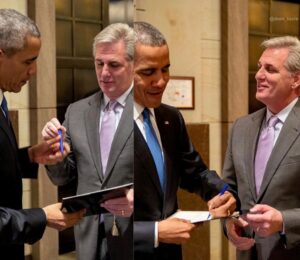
top-left (223, 99), bottom-right (300, 260)
top-left (134, 104), bottom-right (228, 260)
top-left (0, 110), bottom-right (46, 260)
top-left (47, 90), bottom-right (133, 260)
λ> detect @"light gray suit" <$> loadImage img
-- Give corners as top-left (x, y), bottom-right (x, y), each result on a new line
top-left (46, 90), bottom-right (133, 260)
top-left (223, 98), bottom-right (300, 260)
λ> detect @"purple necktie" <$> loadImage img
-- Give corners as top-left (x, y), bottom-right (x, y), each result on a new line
top-left (254, 116), bottom-right (279, 194)
top-left (100, 101), bottom-right (118, 174)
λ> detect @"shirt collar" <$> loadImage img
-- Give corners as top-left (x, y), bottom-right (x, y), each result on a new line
top-left (0, 89), bottom-right (4, 105)
top-left (266, 97), bottom-right (298, 124)
top-left (133, 101), bottom-right (155, 121)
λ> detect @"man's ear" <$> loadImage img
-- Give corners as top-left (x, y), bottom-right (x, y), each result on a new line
top-left (293, 71), bottom-right (300, 89)
top-left (292, 72), bottom-right (300, 96)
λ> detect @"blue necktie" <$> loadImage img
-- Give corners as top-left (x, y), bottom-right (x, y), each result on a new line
top-left (142, 108), bottom-right (165, 191)
top-left (1, 96), bottom-right (9, 122)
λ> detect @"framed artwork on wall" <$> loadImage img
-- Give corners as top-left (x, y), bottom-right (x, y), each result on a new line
top-left (162, 76), bottom-right (195, 109)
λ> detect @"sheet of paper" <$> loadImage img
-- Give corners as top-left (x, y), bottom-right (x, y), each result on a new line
top-left (170, 211), bottom-right (212, 223)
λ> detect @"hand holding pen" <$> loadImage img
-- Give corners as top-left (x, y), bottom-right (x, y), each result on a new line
top-left (207, 183), bottom-right (236, 219)
top-left (41, 117), bottom-right (70, 163)
top-left (56, 127), bottom-right (71, 158)
top-left (58, 129), bottom-right (64, 154)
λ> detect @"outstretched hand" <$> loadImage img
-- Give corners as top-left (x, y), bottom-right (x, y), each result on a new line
top-left (28, 136), bottom-right (70, 165)
top-left (245, 204), bottom-right (283, 237)
top-left (158, 217), bottom-right (196, 244)
top-left (43, 203), bottom-right (85, 231)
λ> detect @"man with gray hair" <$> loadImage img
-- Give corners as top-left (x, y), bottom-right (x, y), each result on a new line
top-left (42, 23), bottom-right (134, 260)
top-left (0, 8), bottom-right (85, 260)
top-left (223, 36), bottom-right (300, 259)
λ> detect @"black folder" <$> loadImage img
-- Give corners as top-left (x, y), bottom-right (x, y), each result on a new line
top-left (61, 183), bottom-right (133, 216)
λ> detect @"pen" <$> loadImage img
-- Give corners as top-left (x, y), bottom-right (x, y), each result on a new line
top-left (207, 183), bottom-right (230, 220)
top-left (219, 183), bottom-right (229, 196)
top-left (58, 129), bottom-right (64, 154)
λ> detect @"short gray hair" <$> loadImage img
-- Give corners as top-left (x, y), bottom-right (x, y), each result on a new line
top-left (93, 23), bottom-right (134, 61)
top-left (134, 21), bottom-right (167, 47)
top-left (261, 36), bottom-right (300, 73)
top-left (0, 9), bottom-right (40, 56)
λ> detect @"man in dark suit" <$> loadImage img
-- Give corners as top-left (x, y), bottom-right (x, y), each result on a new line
top-left (42, 23), bottom-right (134, 260)
top-left (133, 21), bottom-right (237, 260)
top-left (0, 8), bottom-right (85, 260)
top-left (223, 36), bottom-right (300, 260)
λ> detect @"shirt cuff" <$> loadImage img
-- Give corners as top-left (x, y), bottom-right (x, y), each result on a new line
top-left (154, 221), bottom-right (159, 248)
top-left (280, 222), bottom-right (285, 235)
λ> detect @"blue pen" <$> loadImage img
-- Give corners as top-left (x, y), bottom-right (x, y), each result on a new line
top-left (207, 183), bottom-right (229, 220)
top-left (219, 183), bottom-right (229, 196)
top-left (58, 129), bottom-right (64, 154)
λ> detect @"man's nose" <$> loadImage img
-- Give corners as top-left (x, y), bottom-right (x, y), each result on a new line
top-left (255, 67), bottom-right (265, 81)
top-left (101, 64), bottom-right (111, 76)
top-left (152, 71), bottom-right (168, 88)
top-left (28, 62), bottom-right (37, 76)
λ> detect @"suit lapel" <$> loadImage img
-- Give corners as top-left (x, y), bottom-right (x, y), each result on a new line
top-left (258, 101), bottom-right (300, 199)
top-left (134, 122), bottom-right (163, 197)
top-left (0, 112), bottom-right (18, 151)
top-left (104, 92), bottom-right (133, 182)
top-left (85, 92), bottom-right (103, 181)
top-left (154, 108), bottom-right (171, 198)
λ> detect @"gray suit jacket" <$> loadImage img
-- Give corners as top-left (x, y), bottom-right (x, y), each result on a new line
top-left (47, 90), bottom-right (133, 260)
top-left (223, 99), bottom-right (300, 260)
